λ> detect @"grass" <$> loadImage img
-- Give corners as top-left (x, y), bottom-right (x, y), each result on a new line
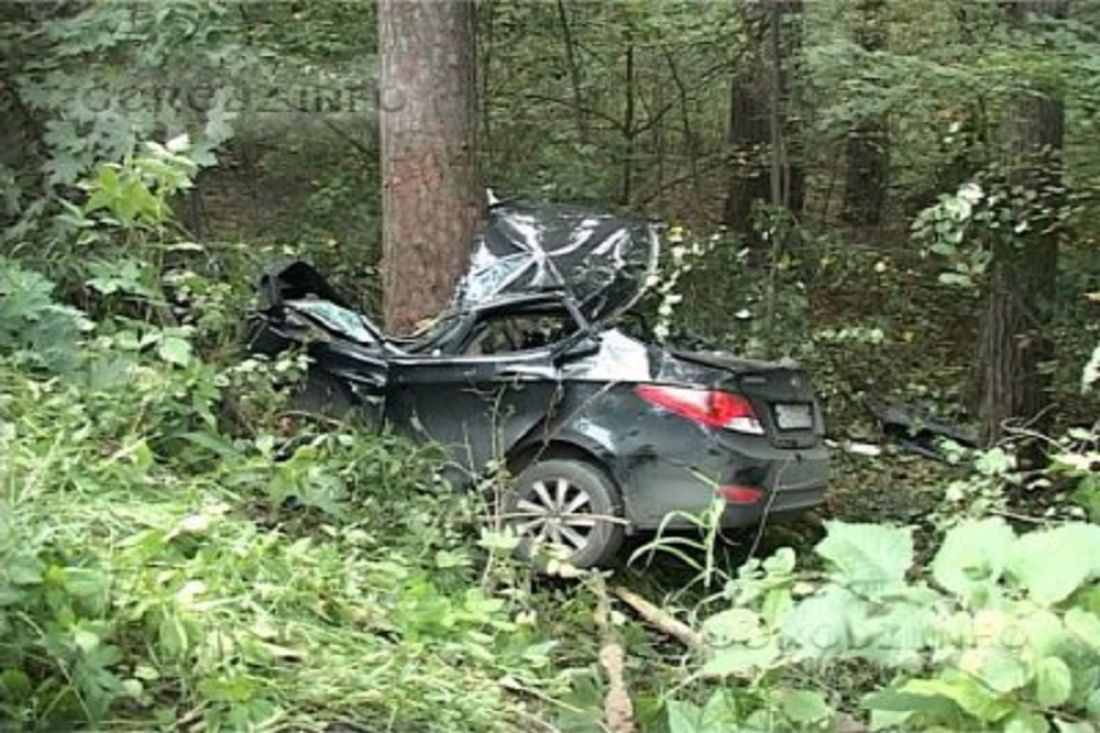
top-left (0, 354), bottom-right (570, 731)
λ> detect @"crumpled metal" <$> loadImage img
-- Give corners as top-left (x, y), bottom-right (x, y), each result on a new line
top-left (455, 201), bottom-right (660, 323)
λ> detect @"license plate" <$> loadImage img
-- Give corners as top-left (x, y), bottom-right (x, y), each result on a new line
top-left (774, 403), bottom-right (813, 430)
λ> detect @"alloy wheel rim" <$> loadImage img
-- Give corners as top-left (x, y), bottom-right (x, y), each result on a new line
top-left (514, 477), bottom-right (595, 553)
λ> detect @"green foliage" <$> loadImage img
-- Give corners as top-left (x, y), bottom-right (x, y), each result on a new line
top-left (82, 136), bottom-right (197, 230)
top-left (913, 166), bottom-right (1085, 294)
top-left (665, 513), bottom-right (1100, 732)
top-left (0, 258), bottom-right (93, 372)
top-left (0, 321), bottom-right (561, 731)
top-left (2, 0), bottom-right (246, 196)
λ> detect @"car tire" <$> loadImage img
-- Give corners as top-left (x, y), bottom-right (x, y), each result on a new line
top-left (505, 458), bottom-right (625, 569)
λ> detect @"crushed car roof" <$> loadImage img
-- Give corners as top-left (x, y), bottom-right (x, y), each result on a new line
top-left (454, 201), bottom-right (660, 323)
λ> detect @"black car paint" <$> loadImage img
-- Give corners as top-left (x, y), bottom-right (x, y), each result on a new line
top-left (254, 291), bottom-right (828, 531)
top-left (251, 202), bottom-right (828, 535)
top-left (500, 337), bottom-right (829, 530)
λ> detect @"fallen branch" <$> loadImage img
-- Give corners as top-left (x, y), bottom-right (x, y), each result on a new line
top-left (611, 585), bottom-right (703, 649)
top-left (594, 578), bottom-right (636, 733)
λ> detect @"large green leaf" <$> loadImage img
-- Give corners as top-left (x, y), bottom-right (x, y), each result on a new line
top-left (816, 522), bottom-right (914, 593)
top-left (157, 335), bottom-right (192, 367)
top-left (858, 597), bottom-right (938, 665)
top-left (863, 687), bottom-right (963, 730)
top-left (1019, 609), bottom-right (1074, 659)
top-left (1004, 712), bottom-right (1052, 733)
top-left (666, 700), bottom-right (707, 733)
top-left (1006, 525), bottom-right (1100, 605)
top-left (779, 689), bottom-right (832, 724)
top-left (701, 638), bottom-right (778, 677)
top-left (1064, 608), bottom-right (1100, 653)
top-left (968, 647), bottom-right (1031, 694)
top-left (932, 518), bottom-right (1016, 598)
top-left (702, 608), bottom-right (762, 645)
top-left (868, 708), bottom-right (915, 732)
top-left (782, 585), bottom-right (864, 657)
top-left (1034, 656), bottom-right (1073, 708)
top-left (666, 695), bottom-right (741, 733)
top-left (900, 671), bottom-right (1015, 723)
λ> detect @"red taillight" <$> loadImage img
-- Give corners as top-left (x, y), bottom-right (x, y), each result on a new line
top-left (633, 384), bottom-right (764, 434)
top-left (718, 485), bottom-right (764, 504)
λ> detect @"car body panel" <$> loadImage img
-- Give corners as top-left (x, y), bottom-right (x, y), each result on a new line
top-left (249, 201), bottom-right (829, 535)
top-left (384, 352), bottom-right (562, 483)
top-left (509, 337), bottom-right (830, 529)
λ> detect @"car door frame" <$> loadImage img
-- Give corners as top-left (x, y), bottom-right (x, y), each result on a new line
top-left (381, 293), bottom-right (594, 481)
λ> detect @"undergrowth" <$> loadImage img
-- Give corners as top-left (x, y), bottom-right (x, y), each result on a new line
top-left (0, 327), bottom-right (570, 730)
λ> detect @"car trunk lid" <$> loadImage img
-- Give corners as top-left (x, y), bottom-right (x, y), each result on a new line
top-left (670, 350), bottom-right (823, 449)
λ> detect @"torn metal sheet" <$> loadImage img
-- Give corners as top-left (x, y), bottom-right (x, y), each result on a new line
top-left (248, 200), bottom-right (829, 564)
top-left (871, 400), bottom-right (977, 459)
top-left (559, 329), bottom-right (652, 382)
top-left (456, 201), bottom-right (660, 323)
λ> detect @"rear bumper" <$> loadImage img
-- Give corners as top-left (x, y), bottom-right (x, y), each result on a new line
top-left (613, 433), bottom-right (829, 530)
top-left (720, 473), bottom-right (827, 528)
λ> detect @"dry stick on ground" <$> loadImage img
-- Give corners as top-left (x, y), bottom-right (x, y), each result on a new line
top-left (593, 578), bottom-right (636, 733)
top-left (610, 585), bottom-right (703, 649)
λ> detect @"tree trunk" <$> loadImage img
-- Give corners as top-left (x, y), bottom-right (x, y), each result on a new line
top-left (978, 0), bottom-right (1066, 443)
top-left (841, 0), bottom-right (889, 226)
top-left (620, 37), bottom-right (635, 206)
top-left (663, 47), bottom-right (703, 205)
top-left (556, 0), bottom-right (587, 144)
top-left (379, 0), bottom-right (483, 333)
top-left (480, 0), bottom-right (494, 145)
top-left (723, 0), bottom-right (803, 241)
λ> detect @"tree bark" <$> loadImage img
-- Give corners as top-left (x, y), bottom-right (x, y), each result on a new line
top-left (723, 0), bottom-right (803, 241)
top-left (841, 0), bottom-right (889, 226)
top-left (379, 0), bottom-right (483, 333)
top-left (978, 0), bottom-right (1066, 443)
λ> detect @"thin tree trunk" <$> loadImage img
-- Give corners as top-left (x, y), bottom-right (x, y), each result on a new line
top-left (480, 0), bottom-right (494, 146)
top-left (662, 47), bottom-right (703, 205)
top-left (767, 0), bottom-right (783, 210)
top-left (842, 0), bottom-right (889, 226)
top-left (762, 0), bottom-right (785, 349)
top-left (620, 38), bottom-right (635, 206)
top-left (556, 0), bottom-right (587, 144)
top-left (653, 69), bottom-right (666, 207)
top-left (379, 0), bottom-right (484, 332)
top-left (724, 0), bottom-right (802, 241)
top-left (978, 0), bottom-right (1066, 443)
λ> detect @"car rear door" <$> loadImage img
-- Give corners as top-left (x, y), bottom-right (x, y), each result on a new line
top-left (382, 300), bottom-right (586, 482)
top-left (384, 350), bottom-right (562, 481)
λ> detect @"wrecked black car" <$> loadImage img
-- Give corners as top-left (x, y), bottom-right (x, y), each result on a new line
top-left (250, 202), bottom-right (829, 568)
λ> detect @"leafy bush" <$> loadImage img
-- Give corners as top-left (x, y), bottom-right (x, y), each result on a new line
top-left (0, 259), bottom-right (92, 373)
top-left (668, 516), bottom-right (1100, 732)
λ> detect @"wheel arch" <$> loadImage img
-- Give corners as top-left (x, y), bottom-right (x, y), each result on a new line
top-left (506, 435), bottom-right (635, 528)
top-left (507, 439), bottom-right (605, 474)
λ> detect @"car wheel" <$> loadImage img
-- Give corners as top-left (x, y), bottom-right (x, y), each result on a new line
top-left (505, 458), bottom-right (625, 569)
